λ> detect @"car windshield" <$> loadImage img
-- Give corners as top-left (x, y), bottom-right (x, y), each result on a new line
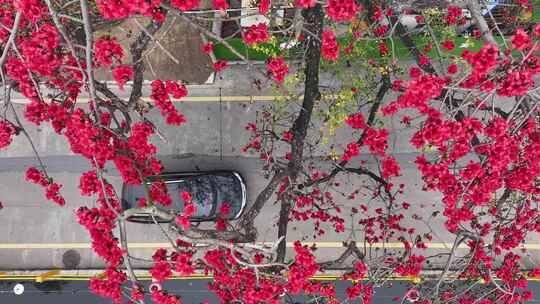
top-left (129, 175), bottom-right (217, 218)
top-left (176, 176), bottom-right (216, 218)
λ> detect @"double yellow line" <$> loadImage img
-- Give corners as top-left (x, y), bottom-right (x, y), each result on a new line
top-left (3, 241), bottom-right (540, 250)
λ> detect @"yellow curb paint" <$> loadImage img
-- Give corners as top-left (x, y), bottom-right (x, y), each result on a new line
top-left (2, 241), bottom-right (540, 250)
top-left (7, 94), bottom-right (345, 104)
top-left (35, 269), bottom-right (60, 283)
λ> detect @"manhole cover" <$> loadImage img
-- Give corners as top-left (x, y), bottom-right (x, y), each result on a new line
top-left (62, 249), bottom-right (81, 269)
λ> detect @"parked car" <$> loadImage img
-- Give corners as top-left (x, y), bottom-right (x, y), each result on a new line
top-left (121, 171), bottom-right (247, 224)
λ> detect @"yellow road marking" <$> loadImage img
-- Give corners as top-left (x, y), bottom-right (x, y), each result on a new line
top-left (1, 241), bottom-right (540, 250)
top-left (7, 95), bottom-right (282, 104)
top-left (8, 94), bottom-right (343, 104)
top-left (35, 269), bottom-right (60, 283)
top-left (2, 274), bottom-right (540, 282)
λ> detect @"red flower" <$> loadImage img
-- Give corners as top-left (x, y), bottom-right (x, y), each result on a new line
top-left (216, 217), bottom-right (227, 231)
top-left (441, 39), bottom-right (455, 51)
top-left (445, 6), bottom-right (462, 25)
top-left (171, 0), bottom-right (200, 11)
top-left (0, 120), bottom-right (16, 149)
top-left (150, 261), bottom-right (172, 282)
top-left (176, 215), bottom-right (190, 230)
top-left (45, 182), bottom-right (65, 206)
top-left (266, 57), bottom-right (289, 83)
top-left (379, 41), bottom-right (388, 56)
top-left (345, 113), bottom-right (366, 129)
top-left (259, 0), bottom-right (270, 14)
top-left (112, 65), bottom-right (133, 90)
top-left (150, 80), bottom-right (187, 126)
top-left (326, 0), bottom-right (357, 22)
top-left (342, 142), bottom-right (360, 161)
top-left (213, 0), bottom-right (228, 10)
top-left (214, 60), bottom-right (229, 72)
top-left (382, 157), bottom-right (401, 179)
top-left (79, 170), bottom-right (99, 196)
top-left (511, 28), bottom-right (532, 51)
top-left (26, 167), bottom-right (48, 186)
top-left (419, 55), bottom-right (431, 66)
top-left (534, 24), bottom-right (540, 37)
top-left (447, 63), bottom-right (458, 74)
top-left (95, 36), bottom-right (124, 67)
top-left (220, 202), bottom-right (231, 216)
top-left (165, 81), bottom-right (188, 99)
top-left (282, 131), bottom-right (293, 141)
top-left (137, 198), bottom-right (147, 207)
top-left (294, 0), bottom-right (315, 8)
top-left (374, 24), bottom-right (388, 37)
top-left (409, 66), bottom-right (422, 78)
top-left (243, 23), bottom-right (269, 45)
top-left (202, 42), bottom-right (214, 54)
top-left (180, 191), bottom-right (192, 203)
top-left (322, 30), bottom-right (339, 62)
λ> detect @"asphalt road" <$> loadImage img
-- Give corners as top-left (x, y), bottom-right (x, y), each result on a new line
top-left (4, 279), bottom-right (540, 303)
top-left (0, 279), bottom-right (408, 304)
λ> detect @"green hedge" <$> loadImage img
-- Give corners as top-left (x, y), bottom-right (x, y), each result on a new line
top-left (214, 2), bottom-right (540, 61)
top-left (213, 36), bottom-right (502, 61)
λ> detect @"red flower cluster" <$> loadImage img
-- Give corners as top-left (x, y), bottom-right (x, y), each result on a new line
top-left (89, 267), bottom-right (127, 304)
top-left (213, 0), bottom-right (228, 10)
top-left (95, 0), bottom-right (162, 20)
top-left (266, 57), bottom-right (289, 83)
top-left (363, 128), bottom-right (388, 156)
top-left (151, 80), bottom-right (187, 126)
top-left (0, 120), bottom-right (16, 149)
top-left (151, 290), bottom-right (181, 304)
top-left (441, 39), bottom-right (455, 51)
top-left (498, 70), bottom-right (534, 96)
top-left (79, 170), bottom-right (100, 196)
top-left (326, 0), bottom-right (358, 22)
top-left (26, 167), bottom-right (65, 206)
top-left (150, 260), bottom-right (173, 282)
top-left (342, 142), bottom-right (360, 161)
top-left (512, 28), bottom-right (532, 51)
top-left (382, 157), bottom-right (401, 179)
top-left (445, 5), bottom-right (463, 25)
top-left (202, 42), bottom-right (214, 54)
top-left (176, 201), bottom-right (196, 229)
top-left (294, 0), bottom-right (315, 8)
top-left (286, 242), bottom-right (319, 294)
top-left (13, 0), bottom-right (47, 24)
top-left (243, 23), bottom-right (269, 45)
top-left (150, 181), bottom-right (173, 206)
top-left (94, 36), bottom-right (124, 67)
top-left (213, 60), bottom-right (228, 72)
top-left (112, 65), bottom-right (133, 90)
top-left (171, 250), bottom-right (195, 275)
top-left (322, 30), bottom-right (339, 62)
top-left (171, 0), bottom-right (200, 11)
top-left (345, 112), bottom-right (366, 129)
top-left (395, 254), bottom-right (425, 276)
top-left (259, 0), bottom-right (270, 14)
top-left (461, 44), bottom-right (500, 90)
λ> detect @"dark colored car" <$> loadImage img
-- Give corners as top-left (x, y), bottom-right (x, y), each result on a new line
top-left (121, 171), bottom-right (247, 224)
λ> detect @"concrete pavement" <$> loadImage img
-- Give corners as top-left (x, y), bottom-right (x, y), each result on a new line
top-left (0, 62), bottom-right (533, 274)
top-left (3, 153), bottom-right (540, 270)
